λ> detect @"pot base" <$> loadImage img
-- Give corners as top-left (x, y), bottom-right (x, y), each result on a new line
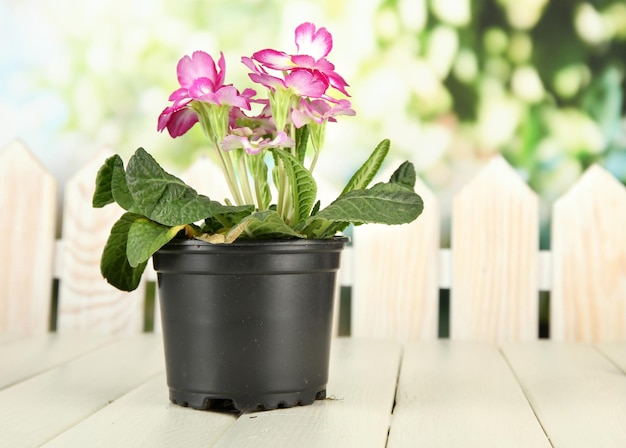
top-left (169, 388), bottom-right (327, 412)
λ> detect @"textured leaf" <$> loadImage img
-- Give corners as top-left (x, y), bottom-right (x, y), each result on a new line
top-left (92, 155), bottom-right (120, 208)
top-left (310, 182), bottom-right (423, 226)
top-left (100, 212), bottom-right (148, 292)
top-left (110, 156), bottom-right (136, 211)
top-left (389, 161), bottom-right (417, 189)
top-left (239, 210), bottom-right (303, 239)
top-left (272, 149), bottom-right (317, 223)
top-left (295, 125), bottom-right (310, 164)
top-left (126, 218), bottom-right (185, 267)
top-left (310, 200), bottom-right (321, 216)
top-left (203, 203), bottom-right (255, 232)
top-left (125, 148), bottom-right (215, 226)
top-left (295, 217), bottom-right (341, 239)
top-left (340, 139), bottom-right (390, 195)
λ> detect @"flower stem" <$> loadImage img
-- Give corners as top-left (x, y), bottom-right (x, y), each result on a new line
top-left (238, 154), bottom-right (255, 206)
top-left (213, 140), bottom-right (244, 205)
top-left (194, 101), bottom-right (245, 205)
top-left (308, 121), bottom-right (326, 174)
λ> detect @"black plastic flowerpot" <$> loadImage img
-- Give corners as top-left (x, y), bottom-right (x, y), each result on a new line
top-left (152, 237), bottom-right (347, 412)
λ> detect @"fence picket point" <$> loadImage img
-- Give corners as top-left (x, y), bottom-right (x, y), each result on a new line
top-left (551, 164), bottom-right (626, 341)
top-left (451, 156), bottom-right (539, 342)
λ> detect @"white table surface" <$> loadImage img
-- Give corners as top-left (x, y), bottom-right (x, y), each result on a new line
top-left (1, 334), bottom-right (625, 448)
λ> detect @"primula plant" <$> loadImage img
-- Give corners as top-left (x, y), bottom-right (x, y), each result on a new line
top-left (93, 22), bottom-right (424, 291)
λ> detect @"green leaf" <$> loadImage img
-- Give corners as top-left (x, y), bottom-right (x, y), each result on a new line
top-left (125, 148), bottom-right (215, 226)
top-left (100, 213), bottom-right (148, 292)
top-left (295, 125), bottom-right (310, 164)
top-left (320, 182), bottom-right (423, 224)
top-left (310, 200), bottom-right (321, 216)
top-left (111, 157), bottom-right (136, 211)
top-left (296, 218), bottom-right (346, 239)
top-left (389, 161), bottom-right (417, 189)
top-left (303, 182), bottom-right (423, 236)
top-left (127, 218), bottom-right (185, 268)
top-left (198, 210), bottom-right (302, 243)
top-left (202, 203), bottom-right (255, 233)
top-left (272, 149), bottom-right (317, 224)
top-left (93, 155), bottom-right (120, 208)
top-left (340, 139), bottom-right (390, 195)
top-left (240, 210), bottom-right (303, 239)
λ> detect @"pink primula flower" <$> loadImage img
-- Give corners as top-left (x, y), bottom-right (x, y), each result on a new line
top-left (158, 51), bottom-right (251, 137)
top-left (250, 22), bottom-right (350, 97)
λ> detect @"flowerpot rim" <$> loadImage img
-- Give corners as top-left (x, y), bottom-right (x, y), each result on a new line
top-left (160, 236), bottom-right (350, 251)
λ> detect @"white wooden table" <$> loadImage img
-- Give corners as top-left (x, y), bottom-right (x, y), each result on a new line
top-left (1, 334), bottom-right (625, 447)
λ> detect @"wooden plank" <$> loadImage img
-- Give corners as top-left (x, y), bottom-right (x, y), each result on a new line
top-left (352, 176), bottom-right (439, 342)
top-left (0, 334), bottom-right (116, 389)
top-left (42, 373), bottom-right (237, 448)
top-left (502, 341), bottom-right (626, 447)
top-left (388, 341), bottom-right (550, 447)
top-left (212, 339), bottom-right (401, 448)
top-left (56, 149), bottom-right (146, 334)
top-left (451, 156), bottom-right (539, 342)
top-left (551, 165), bottom-right (626, 341)
top-left (596, 342), bottom-right (626, 373)
top-left (0, 334), bottom-right (164, 448)
top-left (0, 140), bottom-right (57, 334)
top-left (0, 333), bottom-right (26, 345)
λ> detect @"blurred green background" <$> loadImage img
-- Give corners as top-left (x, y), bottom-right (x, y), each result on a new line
top-left (1, 0), bottom-right (625, 248)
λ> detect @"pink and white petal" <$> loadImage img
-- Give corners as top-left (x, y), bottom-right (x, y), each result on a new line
top-left (332, 99), bottom-right (356, 116)
top-left (215, 86), bottom-right (251, 109)
top-left (157, 106), bottom-right (174, 132)
top-left (189, 78), bottom-right (216, 99)
top-left (290, 54), bottom-right (316, 69)
top-left (252, 49), bottom-right (293, 70)
top-left (327, 71), bottom-right (350, 96)
top-left (241, 56), bottom-right (264, 74)
top-left (241, 88), bottom-right (257, 99)
top-left (285, 70), bottom-right (328, 97)
top-left (290, 55), bottom-right (335, 73)
top-left (270, 131), bottom-right (295, 147)
top-left (229, 126), bottom-right (254, 138)
top-left (312, 58), bottom-right (335, 71)
top-left (168, 87), bottom-right (189, 102)
top-left (295, 22), bottom-right (333, 60)
top-left (165, 107), bottom-right (198, 137)
top-left (249, 72), bottom-right (286, 91)
top-left (177, 51), bottom-right (218, 88)
top-left (196, 90), bottom-right (221, 105)
top-left (243, 141), bottom-right (263, 155)
top-left (308, 99), bottom-right (332, 115)
top-left (291, 109), bottom-right (312, 128)
top-left (221, 135), bottom-right (247, 151)
top-left (216, 52), bottom-right (226, 86)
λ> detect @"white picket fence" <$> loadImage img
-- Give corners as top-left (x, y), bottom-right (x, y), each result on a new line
top-left (1, 140), bottom-right (626, 342)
